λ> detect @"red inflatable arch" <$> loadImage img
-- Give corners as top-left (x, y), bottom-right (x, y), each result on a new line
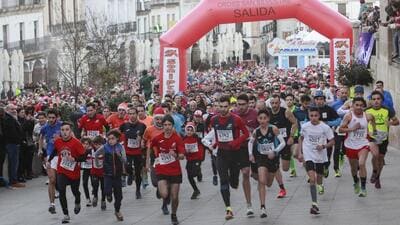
top-left (159, 0), bottom-right (353, 96)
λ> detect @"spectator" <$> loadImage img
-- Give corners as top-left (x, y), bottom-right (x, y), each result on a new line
top-left (3, 104), bottom-right (25, 188)
top-left (0, 107), bottom-right (7, 187)
top-left (368, 80), bottom-right (395, 113)
top-left (17, 107), bottom-right (36, 181)
top-left (389, 2), bottom-right (400, 63)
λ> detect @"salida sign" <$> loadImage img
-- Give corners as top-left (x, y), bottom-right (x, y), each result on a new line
top-left (217, 0), bottom-right (288, 18)
top-left (234, 7), bottom-right (275, 18)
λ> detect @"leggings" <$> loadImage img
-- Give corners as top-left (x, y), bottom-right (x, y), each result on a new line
top-left (104, 175), bottom-right (123, 213)
top-left (216, 150), bottom-right (240, 207)
top-left (211, 155), bottom-right (218, 176)
top-left (91, 175), bottom-right (105, 201)
top-left (126, 155), bottom-right (143, 191)
top-left (82, 169), bottom-right (91, 199)
top-left (57, 174), bottom-right (81, 215)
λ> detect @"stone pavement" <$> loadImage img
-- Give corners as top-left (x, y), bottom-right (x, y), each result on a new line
top-left (1, 147), bottom-right (400, 225)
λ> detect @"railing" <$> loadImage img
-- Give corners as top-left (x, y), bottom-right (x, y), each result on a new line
top-left (151, 0), bottom-right (179, 7)
top-left (49, 21), bottom-right (87, 35)
top-left (2, 36), bottom-right (51, 54)
top-left (136, 32), bottom-right (161, 40)
top-left (107, 22), bottom-right (137, 35)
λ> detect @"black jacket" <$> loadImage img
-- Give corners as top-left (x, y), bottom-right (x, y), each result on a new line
top-left (3, 113), bottom-right (23, 144)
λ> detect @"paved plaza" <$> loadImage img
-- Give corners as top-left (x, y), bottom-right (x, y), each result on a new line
top-left (1, 147), bottom-right (400, 225)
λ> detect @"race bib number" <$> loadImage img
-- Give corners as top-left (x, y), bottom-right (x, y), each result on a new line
top-left (309, 135), bottom-right (322, 147)
top-left (81, 158), bottom-right (92, 169)
top-left (352, 129), bottom-right (366, 139)
top-left (60, 157), bottom-right (77, 171)
top-left (127, 138), bottom-right (140, 148)
top-left (185, 143), bottom-right (199, 153)
top-left (93, 159), bottom-right (103, 169)
top-left (279, 128), bottom-right (287, 138)
top-left (258, 143), bottom-right (274, 155)
top-left (159, 152), bottom-right (175, 165)
top-left (322, 112), bottom-right (327, 119)
top-left (216, 130), bottom-right (233, 142)
top-left (87, 130), bottom-right (100, 138)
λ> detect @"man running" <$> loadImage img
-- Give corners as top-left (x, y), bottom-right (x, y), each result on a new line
top-left (79, 103), bottom-right (108, 139)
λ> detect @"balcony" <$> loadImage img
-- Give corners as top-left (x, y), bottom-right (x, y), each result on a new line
top-left (2, 36), bottom-right (51, 55)
top-left (0, 0), bottom-right (44, 13)
top-left (49, 21), bottom-right (87, 36)
top-left (151, 0), bottom-right (179, 7)
top-left (107, 22), bottom-right (137, 35)
top-left (137, 32), bottom-right (161, 40)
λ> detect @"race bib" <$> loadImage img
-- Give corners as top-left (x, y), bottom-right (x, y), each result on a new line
top-left (127, 138), bottom-right (140, 148)
top-left (309, 135), bottom-right (323, 147)
top-left (60, 157), bottom-right (77, 171)
top-left (185, 143), bottom-right (199, 153)
top-left (279, 128), bottom-right (287, 138)
top-left (352, 129), bottom-right (366, 139)
top-left (159, 152), bottom-right (175, 165)
top-left (87, 130), bottom-right (100, 138)
top-left (81, 158), bottom-right (92, 169)
top-left (216, 130), bottom-right (233, 142)
top-left (258, 143), bottom-right (274, 155)
top-left (93, 159), bottom-right (103, 169)
top-left (322, 112), bottom-right (327, 119)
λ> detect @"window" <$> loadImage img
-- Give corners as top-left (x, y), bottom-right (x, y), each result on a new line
top-left (34, 21), bottom-right (38, 40)
top-left (152, 15), bottom-right (155, 28)
top-left (157, 15), bottom-right (160, 26)
top-left (289, 56), bottom-right (297, 68)
top-left (338, 3), bottom-right (346, 17)
top-left (167, 14), bottom-right (170, 23)
top-left (144, 17), bottom-right (147, 33)
top-left (172, 14), bottom-right (175, 22)
top-left (2, 25), bottom-right (9, 48)
top-left (19, 0), bottom-right (25, 6)
top-left (61, 0), bottom-right (65, 24)
top-left (19, 22), bottom-right (25, 42)
top-left (138, 18), bottom-right (141, 34)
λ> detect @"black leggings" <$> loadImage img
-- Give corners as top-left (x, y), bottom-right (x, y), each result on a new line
top-left (326, 133), bottom-right (345, 171)
top-left (216, 150), bottom-right (240, 207)
top-left (91, 175), bottom-right (105, 201)
top-left (211, 155), bottom-right (217, 176)
top-left (126, 155), bottom-right (143, 191)
top-left (104, 175), bottom-right (123, 213)
top-left (57, 174), bottom-right (81, 215)
top-left (82, 169), bottom-right (91, 199)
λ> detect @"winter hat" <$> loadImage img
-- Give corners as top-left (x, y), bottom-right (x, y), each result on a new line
top-left (153, 107), bottom-right (165, 118)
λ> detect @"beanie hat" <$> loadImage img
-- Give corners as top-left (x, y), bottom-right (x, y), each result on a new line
top-left (153, 107), bottom-right (165, 118)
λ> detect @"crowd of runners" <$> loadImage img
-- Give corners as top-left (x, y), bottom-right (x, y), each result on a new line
top-left (0, 64), bottom-right (399, 224)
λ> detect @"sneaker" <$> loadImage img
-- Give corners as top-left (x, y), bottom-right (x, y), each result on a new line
top-left (225, 207), bottom-right (234, 220)
top-left (359, 189), bottom-right (367, 197)
top-left (190, 190), bottom-right (200, 200)
top-left (162, 203), bottom-right (170, 215)
top-left (310, 203), bottom-right (320, 215)
top-left (260, 207), bottom-right (267, 218)
top-left (48, 205), bottom-right (56, 214)
top-left (136, 191), bottom-right (142, 199)
top-left (353, 182), bottom-right (361, 194)
top-left (92, 197), bottom-right (98, 207)
top-left (323, 168), bottom-right (329, 178)
top-left (334, 169), bottom-right (342, 177)
top-left (197, 173), bottom-right (203, 182)
top-left (277, 189), bottom-right (286, 198)
top-left (61, 215), bottom-right (70, 224)
top-left (171, 213), bottom-right (179, 225)
top-left (86, 199), bottom-right (92, 207)
top-left (101, 201), bottom-right (106, 211)
top-left (11, 182), bottom-right (25, 188)
top-left (74, 203), bottom-right (81, 214)
top-left (246, 206), bottom-right (254, 217)
top-left (212, 175), bottom-right (218, 186)
top-left (115, 212), bottom-right (124, 221)
top-left (106, 195), bottom-right (113, 203)
top-left (127, 175), bottom-right (133, 186)
top-left (290, 169), bottom-right (297, 177)
top-left (317, 185), bottom-right (325, 195)
top-left (370, 173), bottom-right (377, 184)
top-left (375, 179), bottom-right (381, 189)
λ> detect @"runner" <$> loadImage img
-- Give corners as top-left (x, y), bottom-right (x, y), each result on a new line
top-left (296, 107), bottom-right (335, 214)
top-left (148, 115), bottom-right (185, 225)
top-left (79, 102), bottom-right (108, 139)
top-left (107, 103), bottom-right (129, 129)
top-left (248, 109), bottom-right (286, 218)
top-left (39, 109), bottom-right (62, 214)
top-left (192, 110), bottom-right (206, 182)
top-left (232, 93), bottom-right (259, 217)
top-left (80, 137), bottom-right (94, 206)
top-left (209, 95), bottom-right (250, 220)
top-left (48, 122), bottom-right (86, 223)
top-left (94, 129), bottom-right (127, 221)
top-left (137, 104), bottom-right (153, 189)
top-left (203, 103), bottom-right (219, 186)
top-left (339, 97), bottom-right (377, 197)
top-left (269, 94), bottom-right (298, 198)
top-left (120, 107), bottom-right (147, 199)
top-left (90, 136), bottom-right (106, 210)
top-left (366, 91), bottom-right (399, 188)
top-left (285, 94), bottom-right (299, 177)
top-left (183, 122), bottom-right (205, 199)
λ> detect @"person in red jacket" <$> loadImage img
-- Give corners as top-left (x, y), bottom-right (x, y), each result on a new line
top-left (183, 122), bottom-right (205, 200)
top-left (209, 95), bottom-right (249, 220)
top-left (149, 115), bottom-right (185, 225)
top-left (48, 122), bottom-right (86, 224)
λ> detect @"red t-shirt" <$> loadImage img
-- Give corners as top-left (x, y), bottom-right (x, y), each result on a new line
top-left (90, 149), bottom-right (104, 177)
top-left (183, 136), bottom-right (204, 161)
top-left (79, 114), bottom-right (108, 137)
top-left (107, 113), bottom-right (129, 129)
top-left (54, 137), bottom-right (85, 180)
top-left (151, 132), bottom-right (184, 176)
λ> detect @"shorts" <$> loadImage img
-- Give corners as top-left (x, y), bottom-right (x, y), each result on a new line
top-left (305, 161), bottom-right (324, 175)
top-left (345, 146), bottom-right (369, 159)
top-left (255, 155), bottom-right (280, 173)
top-left (377, 140), bottom-right (389, 155)
top-left (280, 144), bottom-right (292, 161)
top-left (157, 174), bottom-right (182, 184)
top-left (47, 156), bottom-right (58, 170)
top-left (186, 160), bottom-right (201, 177)
top-left (250, 162), bottom-right (258, 174)
top-left (236, 146), bottom-right (251, 169)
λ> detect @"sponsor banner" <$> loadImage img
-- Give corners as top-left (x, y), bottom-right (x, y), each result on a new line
top-left (267, 38), bottom-right (318, 56)
top-left (162, 47), bottom-right (180, 97)
top-left (356, 32), bottom-right (375, 65)
top-left (333, 38), bottom-right (351, 70)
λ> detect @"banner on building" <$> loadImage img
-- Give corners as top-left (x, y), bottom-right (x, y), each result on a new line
top-left (356, 32), bottom-right (375, 65)
top-left (162, 47), bottom-right (180, 97)
top-left (333, 38), bottom-right (351, 71)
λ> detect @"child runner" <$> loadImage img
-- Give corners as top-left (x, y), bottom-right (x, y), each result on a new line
top-left (91, 136), bottom-right (106, 210)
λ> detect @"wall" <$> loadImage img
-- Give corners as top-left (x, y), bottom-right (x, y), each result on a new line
top-left (0, 12), bottom-right (44, 43)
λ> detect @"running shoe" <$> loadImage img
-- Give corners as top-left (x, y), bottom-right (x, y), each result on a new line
top-left (246, 206), bottom-right (254, 217)
top-left (190, 190), bottom-right (200, 200)
top-left (225, 207), bottom-right (234, 220)
top-left (334, 169), bottom-right (342, 177)
top-left (107, 195), bottom-right (113, 203)
top-left (323, 168), bottom-right (329, 178)
top-left (127, 175), bottom-right (133, 186)
top-left (310, 203), bottom-right (320, 215)
top-left (260, 207), bottom-right (267, 218)
top-left (74, 203), bottom-right (81, 214)
top-left (290, 169), bottom-right (297, 177)
top-left (375, 179), bottom-right (381, 189)
top-left (101, 201), bottom-right (106, 211)
top-left (171, 213), bottom-right (179, 225)
top-left (86, 199), bottom-right (92, 207)
top-left (197, 173), bottom-right (203, 182)
top-left (212, 175), bottom-right (218, 186)
top-left (92, 197), bottom-right (98, 207)
top-left (359, 189), bottom-right (367, 197)
top-left (136, 191), bottom-right (142, 199)
top-left (48, 205), bottom-right (56, 214)
top-left (353, 182), bottom-right (361, 194)
top-left (370, 173), bottom-right (377, 184)
top-left (115, 212), bottom-right (124, 221)
top-left (162, 203), bottom-right (170, 215)
top-left (61, 215), bottom-right (70, 224)
top-left (317, 185), bottom-right (325, 195)
top-left (277, 189), bottom-right (286, 198)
